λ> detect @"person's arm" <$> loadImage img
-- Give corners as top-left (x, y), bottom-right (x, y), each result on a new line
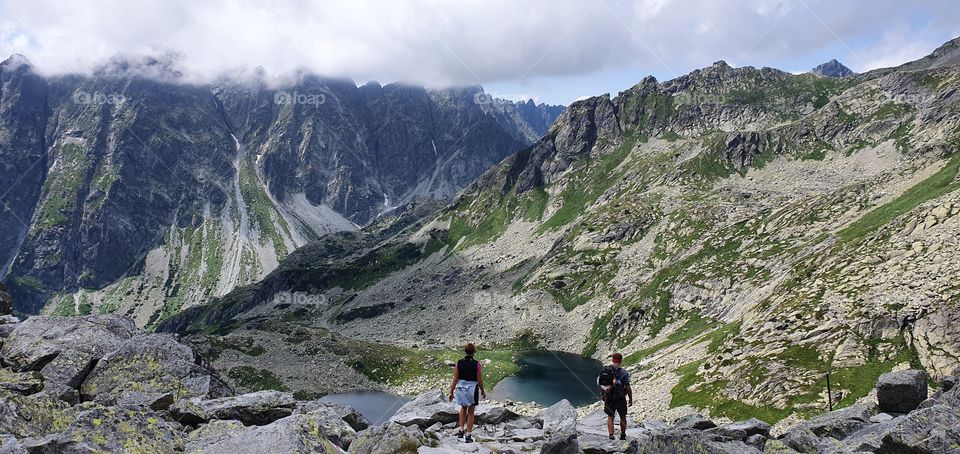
top-left (624, 371), bottom-right (633, 405)
top-left (626, 384), bottom-right (633, 406)
top-left (448, 365), bottom-right (459, 402)
top-left (478, 364), bottom-right (486, 399)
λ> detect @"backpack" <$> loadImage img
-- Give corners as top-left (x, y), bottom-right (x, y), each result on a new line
top-left (598, 365), bottom-right (626, 400)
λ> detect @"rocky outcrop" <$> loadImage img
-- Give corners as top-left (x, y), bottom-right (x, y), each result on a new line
top-left (0, 315), bottom-right (137, 402)
top-left (79, 333), bottom-right (232, 407)
top-left (877, 369), bottom-right (928, 414)
top-left (0, 315), bottom-right (377, 452)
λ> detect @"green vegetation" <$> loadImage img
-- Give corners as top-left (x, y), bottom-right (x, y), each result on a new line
top-left (624, 313), bottom-right (720, 363)
top-left (327, 337), bottom-right (531, 388)
top-left (538, 134), bottom-right (638, 232)
top-left (839, 152), bottom-right (960, 243)
top-left (228, 366), bottom-right (289, 392)
top-left (33, 144), bottom-right (90, 232)
top-left (237, 159), bottom-right (291, 258)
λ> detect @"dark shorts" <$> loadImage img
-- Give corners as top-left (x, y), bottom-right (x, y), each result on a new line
top-left (603, 398), bottom-right (627, 418)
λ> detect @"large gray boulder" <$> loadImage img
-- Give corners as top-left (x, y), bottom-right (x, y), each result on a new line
top-left (79, 334), bottom-right (232, 406)
top-left (632, 429), bottom-right (762, 454)
top-left (186, 411), bottom-right (356, 453)
top-left (672, 413), bottom-right (716, 431)
top-left (541, 432), bottom-right (579, 454)
top-left (877, 369), bottom-right (928, 413)
top-left (20, 405), bottom-right (184, 453)
top-left (710, 418), bottom-right (770, 441)
top-left (349, 422), bottom-right (429, 454)
top-left (0, 370), bottom-right (42, 396)
top-left (0, 316), bottom-right (136, 399)
top-left (170, 390), bottom-right (297, 426)
top-left (388, 391), bottom-right (457, 429)
top-left (791, 401), bottom-right (877, 440)
top-left (295, 401), bottom-right (371, 432)
top-left (0, 392), bottom-right (75, 438)
top-left (877, 404), bottom-right (960, 453)
top-left (537, 399), bottom-right (578, 435)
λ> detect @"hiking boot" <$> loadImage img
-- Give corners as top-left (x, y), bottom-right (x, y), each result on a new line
top-left (456, 430), bottom-right (464, 439)
top-left (608, 434), bottom-right (615, 440)
top-left (620, 433), bottom-right (627, 441)
top-left (465, 434), bottom-right (473, 443)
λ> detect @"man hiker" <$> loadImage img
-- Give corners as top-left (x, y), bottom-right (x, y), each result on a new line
top-left (448, 343), bottom-right (486, 443)
top-left (597, 352), bottom-right (632, 440)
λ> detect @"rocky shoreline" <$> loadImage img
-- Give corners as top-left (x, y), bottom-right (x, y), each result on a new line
top-left (0, 314), bottom-right (956, 453)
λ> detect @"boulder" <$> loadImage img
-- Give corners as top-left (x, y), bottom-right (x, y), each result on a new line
top-left (877, 369), bottom-right (928, 413)
top-left (672, 413), bottom-right (716, 431)
top-left (170, 390), bottom-right (297, 426)
top-left (541, 432), bottom-right (578, 454)
top-left (350, 422), bottom-right (429, 454)
top-left (710, 418), bottom-right (770, 441)
top-left (792, 401), bottom-right (876, 439)
top-left (780, 426), bottom-right (819, 453)
top-left (838, 414), bottom-right (905, 453)
top-left (21, 404), bottom-right (184, 453)
top-left (79, 334), bottom-right (232, 406)
top-left (0, 370), bottom-right (42, 396)
top-left (0, 392), bottom-right (75, 438)
top-left (579, 433), bottom-right (638, 454)
top-left (942, 375), bottom-right (957, 393)
top-left (0, 433), bottom-right (25, 454)
top-left (878, 404), bottom-right (960, 453)
top-left (537, 399), bottom-right (578, 435)
top-left (0, 316), bottom-right (136, 396)
top-left (185, 412), bottom-right (352, 453)
top-left (474, 404), bottom-right (517, 425)
top-left (632, 429), bottom-right (762, 454)
top-left (388, 391), bottom-right (457, 429)
top-left (295, 401), bottom-right (371, 432)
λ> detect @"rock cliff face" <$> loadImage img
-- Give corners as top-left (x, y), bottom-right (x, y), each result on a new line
top-left (163, 36), bottom-right (960, 426)
top-left (0, 55), bottom-right (563, 321)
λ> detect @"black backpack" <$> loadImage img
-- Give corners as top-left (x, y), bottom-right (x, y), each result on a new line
top-left (598, 365), bottom-right (626, 399)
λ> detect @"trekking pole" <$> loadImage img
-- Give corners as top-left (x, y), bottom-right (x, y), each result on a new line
top-left (826, 371), bottom-right (833, 411)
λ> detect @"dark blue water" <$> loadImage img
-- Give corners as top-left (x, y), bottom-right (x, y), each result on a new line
top-left (321, 351), bottom-right (602, 424)
top-left (489, 351), bottom-right (602, 407)
top-left (319, 391), bottom-right (410, 425)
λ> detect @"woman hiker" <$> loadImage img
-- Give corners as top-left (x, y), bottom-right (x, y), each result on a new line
top-left (448, 343), bottom-right (486, 443)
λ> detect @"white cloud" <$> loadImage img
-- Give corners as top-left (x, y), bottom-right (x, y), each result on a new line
top-left (855, 26), bottom-right (947, 72)
top-left (0, 0), bottom-right (957, 87)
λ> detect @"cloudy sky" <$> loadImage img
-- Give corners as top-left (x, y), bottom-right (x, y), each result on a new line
top-left (2, 0), bottom-right (959, 105)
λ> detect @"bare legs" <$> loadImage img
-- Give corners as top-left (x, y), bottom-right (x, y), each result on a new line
top-left (606, 415), bottom-right (627, 438)
top-left (458, 407), bottom-right (476, 432)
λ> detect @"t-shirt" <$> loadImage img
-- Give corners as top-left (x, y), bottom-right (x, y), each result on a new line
top-left (597, 366), bottom-right (631, 387)
top-left (457, 357), bottom-right (483, 382)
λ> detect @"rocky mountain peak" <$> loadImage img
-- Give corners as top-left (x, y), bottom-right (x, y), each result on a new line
top-left (0, 54), bottom-right (33, 71)
top-left (812, 58), bottom-right (855, 77)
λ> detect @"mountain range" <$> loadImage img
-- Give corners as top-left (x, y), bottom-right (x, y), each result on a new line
top-left (156, 36), bottom-right (960, 425)
top-left (0, 55), bottom-right (562, 322)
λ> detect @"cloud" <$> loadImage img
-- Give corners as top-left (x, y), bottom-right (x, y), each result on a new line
top-left (1, 0), bottom-right (958, 87)
top-left (855, 25), bottom-right (949, 72)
